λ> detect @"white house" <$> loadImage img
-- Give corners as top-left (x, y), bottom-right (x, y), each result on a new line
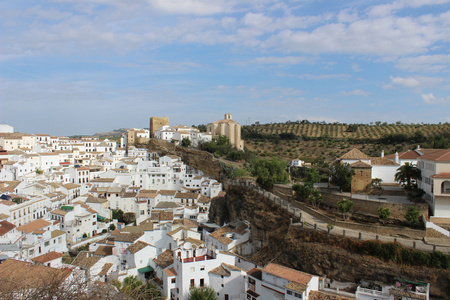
top-left (204, 220), bottom-right (252, 255)
top-left (246, 263), bottom-right (320, 300)
top-left (156, 245), bottom-right (245, 300)
top-left (417, 149), bottom-right (450, 218)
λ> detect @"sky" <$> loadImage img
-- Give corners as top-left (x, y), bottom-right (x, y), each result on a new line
top-left (1, 0), bottom-right (450, 136)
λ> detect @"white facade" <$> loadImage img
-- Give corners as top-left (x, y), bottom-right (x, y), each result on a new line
top-left (247, 263), bottom-right (320, 300)
top-left (418, 149), bottom-right (450, 218)
top-left (0, 124), bottom-right (14, 133)
top-left (159, 247), bottom-right (244, 300)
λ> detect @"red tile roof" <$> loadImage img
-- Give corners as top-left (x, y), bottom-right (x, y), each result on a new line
top-left (0, 220), bottom-right (16, 236)
top-left (419, 149), bottom-right (450, 162)
top-left (17, 219), bottom-right (52, 234)
top-left (32, 251), bottom-right (64, 263)
top-left (0, 259), bottom-right (71, 292)
top-left (431, 173), bottom-right (450, 179)
top-left (263, 263), bottom-right (313, 285)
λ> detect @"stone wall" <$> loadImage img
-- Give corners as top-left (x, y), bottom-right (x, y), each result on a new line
top-left (293, 200), bottom-right (426, 239)
top-left (319, 190), bottom-right (429, 219)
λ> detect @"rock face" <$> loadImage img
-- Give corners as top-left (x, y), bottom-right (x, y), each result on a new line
top-left (144, 139), bottom-right (222, 180)
top-left (209, 185), bottom-right (450, 299)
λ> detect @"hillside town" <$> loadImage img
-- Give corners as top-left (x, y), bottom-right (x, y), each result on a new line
top-left (0, 116), bottom-right (448, 300)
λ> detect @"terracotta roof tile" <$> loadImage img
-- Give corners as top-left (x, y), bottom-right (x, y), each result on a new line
top-left (98, 263), bottom-right (113, 276)
top-left (72, 252), bottom-right (101, 269)
top-left (370, 157), bottom-right (399, 166)
top-left (0, 220), bottom-right (16, 237)
top-left (126, 241), bottom-right (152, 254)
top-left (209, 264), bottom-right (230, 277)
top-left (17, 219), bottom-right (52, 234)
top-left (308, 291), bottom-right (353, 300)
top-left (153, 250), bottom-right (173, 268)
top-left (350, 161), bottom-right (372, 168)
top-left (431, 173), bottom-right (450, 179)
top-left (164, 267), bottom-right (177, 276)
top-left (419, 149), bottom-right (450, 161)
top-left (31, 251), bottom-right (63, 263)
top-left (94, 245), bottom-right (113, 256)
top-left (263, 263), bottom-right (312, 285)
top-left (158, 190), bottom-right (177, 196)
top-left (340, 148), bottom-right (370, 160)
top-left (0, 259), bottom-right (71, 291)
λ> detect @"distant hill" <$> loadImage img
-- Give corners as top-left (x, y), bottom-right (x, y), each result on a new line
top-left (244, 121), bottom-right (450, 140)
top-left (241, 121), bottom-right (450, 163)
top-left (93, 128), bottom-right (128, 137)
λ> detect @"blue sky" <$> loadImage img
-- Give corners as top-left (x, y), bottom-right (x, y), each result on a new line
top-left (1, 0), bottom-right (450, 136)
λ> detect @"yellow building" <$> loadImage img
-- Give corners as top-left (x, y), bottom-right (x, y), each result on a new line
top-left (207, 113), bottom-right (244, 150)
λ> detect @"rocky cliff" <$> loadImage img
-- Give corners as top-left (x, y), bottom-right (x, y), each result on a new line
top-left (209, 185), bottom-right (450, 299)
top-left (143, 139), bottom-right (222, 180)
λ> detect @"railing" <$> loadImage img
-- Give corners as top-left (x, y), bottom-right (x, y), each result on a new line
top-left (357, 287), bottom-right (389, 297)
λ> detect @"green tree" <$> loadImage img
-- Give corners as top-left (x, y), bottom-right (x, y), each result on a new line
top-left (308, 189), bottom-right (323, 209)
top-left (377, 207), bottom-right (391, 225)
top-left (109, 223), bottom-right (116, 231)
top-left (188, 286), bottom-right (217, 300)
top-left (250, 157), bottom-right (290, 188)
top-left (306, 167), bottom-right (321, 184)
top-left (338, 198), bottom-right (354, 220)
top-left (293, 182), bottom-right (314, 200)
top-left (123, 212), bottom-right (136, 224)
top-left (112, 209), bottom-right (124, 222)
top-left (118, 276), bottom-right (161, 300)
top-left (405, 206), bottom-right (420, 226)
top-left (395, 163), bottom-right (422, 189)
top-left (181, 137), bottom-right (191, 148)
top-left (330, 163), bottom-right (354, 192)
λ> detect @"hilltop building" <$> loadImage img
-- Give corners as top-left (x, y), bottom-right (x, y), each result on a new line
top-left (207, 114), bottom-right (244, 150)
top-left (121, 128), bottom-right (150, 148)
top-left (150, 117), bottom-right (169, 138)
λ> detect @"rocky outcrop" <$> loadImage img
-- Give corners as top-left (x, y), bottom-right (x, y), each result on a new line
top-left (143, 139), bottom-right (221, 180)
top-left (209, 185), bottom-right (450, 299)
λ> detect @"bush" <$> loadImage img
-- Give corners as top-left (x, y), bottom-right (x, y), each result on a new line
top-left (405, 206), bottom-right (420, 226)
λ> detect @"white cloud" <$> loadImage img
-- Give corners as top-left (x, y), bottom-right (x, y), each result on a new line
top-left (383, 75), bottom-right (443, 90)
top-left (351, 63), bottom-right (362, 72)
top-left (384, 76), bottom-right (421, 88)
top-left (147, 0), bottom-right (231, 15)
top-left (422, 93), bottom-right (450, 104)
top-left (301, 73), bottom-right (351, 80)
top-left (251, 56), bottom-right (309, 65)
top-left (396, 54), bottom-right (450, 72)
top-left (342, 89), bottom-right (370, 96)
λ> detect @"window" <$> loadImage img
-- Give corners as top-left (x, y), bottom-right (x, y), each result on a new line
top-left (200, 278), bottom-right (204, 287)
top-left (190, 267), bottom-right (195, 272)
top-left (287, 290), bottom-right (293, 295)
top-left (200, 265), bottom-right (205, 271)
top-left (44, 241), bottom-right (50, 247)
top-left (171, 278), bottom-right (176, 284)
top-left (190, 279), bottom-right (195, 287)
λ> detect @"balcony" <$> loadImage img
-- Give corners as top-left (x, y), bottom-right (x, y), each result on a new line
top-left (179, 254), bottom-right (214, 263)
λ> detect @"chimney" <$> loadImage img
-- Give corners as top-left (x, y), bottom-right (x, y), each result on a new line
top-left (416, 145), bottom-right (420, 150)
top-left (395, 152), bottom-right (399, 164)
top-left (381, 150), bottom-right (384, 158)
